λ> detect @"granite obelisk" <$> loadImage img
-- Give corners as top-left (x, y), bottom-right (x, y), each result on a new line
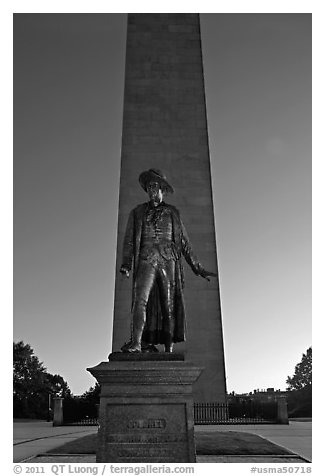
top-left (112, 13), bottom-right (226, 402)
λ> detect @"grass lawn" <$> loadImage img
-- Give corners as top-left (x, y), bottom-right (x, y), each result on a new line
top-left (47, 431), bottom-right (291, 456)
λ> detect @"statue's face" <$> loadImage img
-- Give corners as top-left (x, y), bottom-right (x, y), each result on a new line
top-left (147, 181), bottom-right (163, 204)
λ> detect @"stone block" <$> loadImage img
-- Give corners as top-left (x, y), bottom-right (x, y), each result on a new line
top-left (87, 354), bottom-right (203, 462)
top-left (52, 397), bottom-right (64, 427)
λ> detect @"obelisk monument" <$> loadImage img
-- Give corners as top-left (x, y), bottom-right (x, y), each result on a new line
top-left (112, 13), bottom-right (226, 402)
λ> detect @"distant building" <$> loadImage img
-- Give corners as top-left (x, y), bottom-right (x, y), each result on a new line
top-left (227, 387), bottom-right (287, 404)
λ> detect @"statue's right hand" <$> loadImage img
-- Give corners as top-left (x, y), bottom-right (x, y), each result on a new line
top-left (120, 266), bottom-right (130, 278)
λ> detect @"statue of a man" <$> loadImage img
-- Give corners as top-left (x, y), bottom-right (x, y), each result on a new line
top-left (120, 168), bottom-right (216, 353)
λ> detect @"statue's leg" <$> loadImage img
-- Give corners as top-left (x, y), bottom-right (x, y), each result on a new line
top-left (127, 260), bottom-right (156, 352)
top-left (157, 260), bottom-right (176, 352)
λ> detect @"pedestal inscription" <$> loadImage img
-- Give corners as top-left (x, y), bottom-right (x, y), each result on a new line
top-left (103, 403), bottom-right (188, 462)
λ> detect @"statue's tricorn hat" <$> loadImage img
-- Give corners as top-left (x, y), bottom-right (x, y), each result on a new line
top-left (139, 168), bottom-right (174, 194)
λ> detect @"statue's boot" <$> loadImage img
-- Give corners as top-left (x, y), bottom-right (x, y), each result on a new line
top-left (121, 340), bottom-right (141, 353)
top-left (124, 310), bottom-right (146, 353)
top-left (141, 342), bottom-right (159, 353)
top-left (124, 344), bottom-right (141, 353)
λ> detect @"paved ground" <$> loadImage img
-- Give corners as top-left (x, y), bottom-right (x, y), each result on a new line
top-left (29, 454), bottom-right (307, 463)
top-left (13, 420), bottom-right (97, 463)
top-left (13, 420), bottom-right (312, 463)
top-left (195, 421), bottom-right (312, 462)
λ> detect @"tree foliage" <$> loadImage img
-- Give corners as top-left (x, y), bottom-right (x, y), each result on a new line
top-left (286, 347), bottom-right (312, 418)
top-left (13, 341), bottom-right (70, 419)
top-left (81, 382), bottom-right (100, 404)
top-left (63, 383), bottom-right (100, 423)
top-left (286, 347), bottom-right (312, 391)
top-left (45, 372), bottom-right (71, 398)
top-left (13, 341), bottom-right (47, 400)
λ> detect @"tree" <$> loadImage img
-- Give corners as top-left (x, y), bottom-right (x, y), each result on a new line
top-left (13, 341), bottom-right (70, 418)
top-left (14, 341), bottom-right (47, 417)
top-left (63, 383), bottom-right (100, 423)
top-left (45, 373), bottom-right (71, 398)
top-left (81, 382), bottom-right (100, 404)
top-left (286, 347), bottom-right (312, 391)
top-left (286, 347), bottom-right (312, 418)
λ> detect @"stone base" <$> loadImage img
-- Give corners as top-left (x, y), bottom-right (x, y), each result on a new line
top-left (87, 353), bottom-right (203, 463)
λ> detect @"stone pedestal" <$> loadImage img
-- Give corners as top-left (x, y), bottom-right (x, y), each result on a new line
top-left (277, 396), bottom-right (289, 424)
top-left (52, 397), bottom-right (64, 427)
top-left (87, 353), bottom-right (203, 463)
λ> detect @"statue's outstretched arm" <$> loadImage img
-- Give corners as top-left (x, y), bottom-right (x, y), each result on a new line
top-left (180, 220), bottom-right (217, 281)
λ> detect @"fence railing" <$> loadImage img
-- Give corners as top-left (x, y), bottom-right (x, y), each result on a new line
top-left (64, 417), bottom-right (98, 426)
top-left (194, 401), bottom-right (278, 424)
top-left (59, 399), bottom-right (282, 426)
top-left (194, 402), bottom-right (229, 424)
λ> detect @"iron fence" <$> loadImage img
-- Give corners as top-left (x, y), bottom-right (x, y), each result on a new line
top-left (61, 400), bottom-right (279, 426)
top-left (194, 401), bottom-right (278, 424)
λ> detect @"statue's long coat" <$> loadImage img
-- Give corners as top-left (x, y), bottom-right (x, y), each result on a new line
top-left (121, 202), bottom-right (203, 344)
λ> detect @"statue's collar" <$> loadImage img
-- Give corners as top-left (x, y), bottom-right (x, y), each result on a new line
top-left (148, 200), bottom-right (166, 210)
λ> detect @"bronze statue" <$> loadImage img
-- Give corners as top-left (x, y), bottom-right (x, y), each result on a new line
top-left (120, 168), bottom-right (216, 353)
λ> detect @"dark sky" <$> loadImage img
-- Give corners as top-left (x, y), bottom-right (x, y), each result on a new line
top-left (13, 13), bottom-right (311, 395)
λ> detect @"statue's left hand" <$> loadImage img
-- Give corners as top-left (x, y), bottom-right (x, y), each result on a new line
top-left (120, 266), bottom-right (130, 278)
top-left (199, 269), bottom-right (217, 282)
